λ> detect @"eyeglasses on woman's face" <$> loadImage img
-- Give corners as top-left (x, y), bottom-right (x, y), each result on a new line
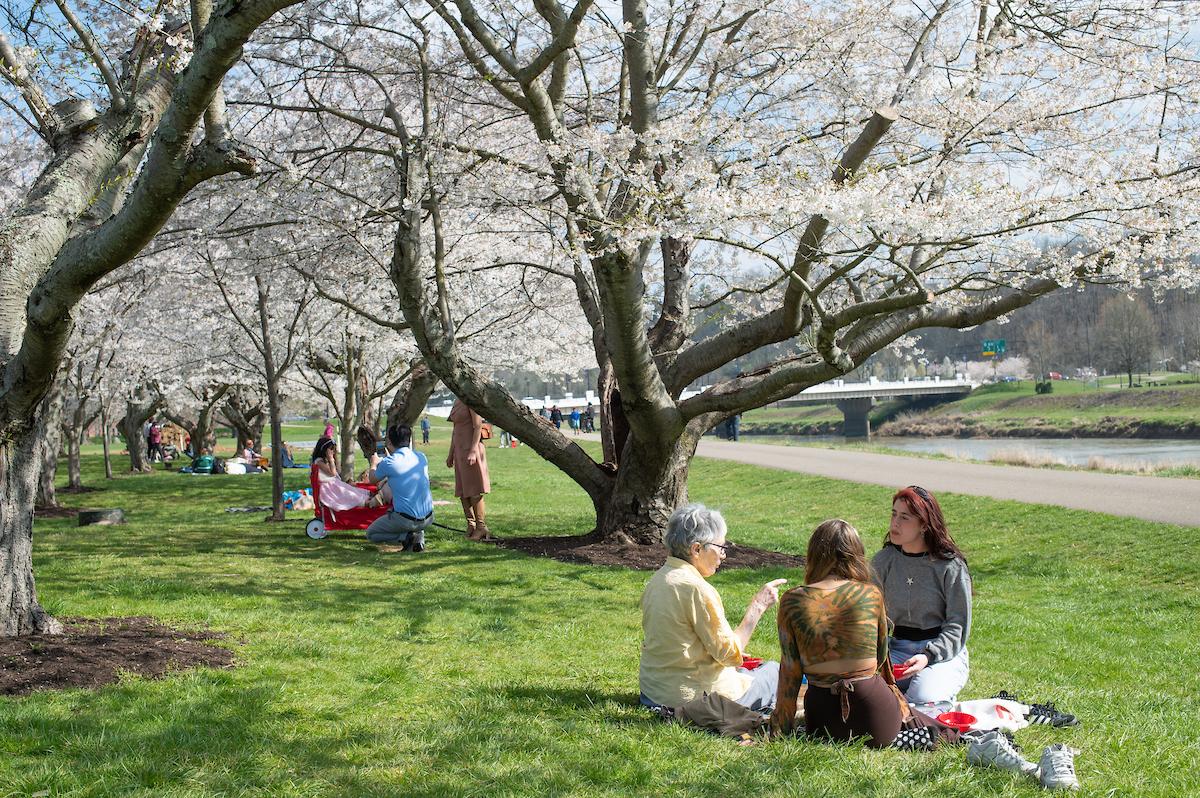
top-left (705, 541), bottom-right (733, 555)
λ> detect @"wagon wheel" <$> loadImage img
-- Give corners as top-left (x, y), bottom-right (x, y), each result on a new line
top-left (305, 518), bottom-right (328, 540)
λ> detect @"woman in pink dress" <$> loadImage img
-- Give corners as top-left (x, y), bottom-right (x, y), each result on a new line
top-left (447, 399), bottom-right (492, 540)
top-left (311, 438), bottom-right (381, 510)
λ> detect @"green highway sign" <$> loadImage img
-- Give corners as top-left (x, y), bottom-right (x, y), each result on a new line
top-left (982, 338), bottom-right (1006, 357)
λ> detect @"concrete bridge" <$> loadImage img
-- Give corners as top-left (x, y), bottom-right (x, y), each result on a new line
top-left (775, 376), bottom-right (977, 437)
top-left (428, 375), bottom-right (977, 438)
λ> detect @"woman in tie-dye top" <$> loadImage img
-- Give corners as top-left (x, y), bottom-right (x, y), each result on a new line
top-left (770, 519), bottom-right (954, 748)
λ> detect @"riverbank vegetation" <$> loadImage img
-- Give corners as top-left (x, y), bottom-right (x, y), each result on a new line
top-left (740, 374), bottom-right (1200, 440)
top-left (4, 446), bottom-right (1197, 796)
top-left (878, 377), bottom-right (1200, 439)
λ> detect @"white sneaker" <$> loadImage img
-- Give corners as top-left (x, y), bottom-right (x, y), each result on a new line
top-left (1039, 743), bottom-right (1080, 790)
top-left (966, 729), bottom-right (1039, 776)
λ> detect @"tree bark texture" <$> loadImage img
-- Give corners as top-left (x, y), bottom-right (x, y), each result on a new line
top-left (66, 427), bottom-right (83, 490)
top-left (386, 360), bottom-right (440, 429)
top-left (35, 379), bottom-right (64, 507)
top-left (255, 275), bottom-right (286, 521)
top-left (0, 429), bottom-right (64, 635)
top-left (101, 404), bottom-right (113, 480)
top-left (221, 393), bottom-right (265, 455)
top-left (0, 0), bottom-right (307, 637)
top-left (119, 393), bottom-right (161, 473)
top-left (165, 384), bottom-right (229, 456)
top-left (596, 421), bottom-right (701, 544)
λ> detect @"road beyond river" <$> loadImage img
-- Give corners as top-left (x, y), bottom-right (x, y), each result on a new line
top-left (694, 439), bottom-right (1200, 528)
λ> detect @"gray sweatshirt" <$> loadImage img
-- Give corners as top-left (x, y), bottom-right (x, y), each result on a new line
top-left (871, 544), bottom-right (971, 664)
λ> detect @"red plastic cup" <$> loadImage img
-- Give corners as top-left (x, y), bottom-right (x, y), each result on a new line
top-left (936, 711), bottom-right (977, 732)
top-left (892, 664), bottom-right (908, 679)
top-left (742, 656), bottom-right (763, 670)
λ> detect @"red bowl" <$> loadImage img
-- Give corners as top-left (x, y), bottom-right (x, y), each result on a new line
top-left (892, 664), bottom-right (908, 679)
top-left (742, 656), bottom-right (763, 670)
top-left (937, 711), bottom-right (977, 732)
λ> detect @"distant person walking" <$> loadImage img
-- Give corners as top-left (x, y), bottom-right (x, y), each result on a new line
top-left (583, 403), bottom-right (595, 433)
top-left (323, 420), bottom-right (335, 439)
top-left (569, 408), bottom-right (581, 435)
top-left (420, 414), bottom-right (431, 445)
top-left (550, 405), bottom-right (563, 429)
top-left (447, 399), bottom-right (492, 540)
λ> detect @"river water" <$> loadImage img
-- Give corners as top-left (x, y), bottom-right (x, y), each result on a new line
top-left (740, 435), bottom-right (1200, 468)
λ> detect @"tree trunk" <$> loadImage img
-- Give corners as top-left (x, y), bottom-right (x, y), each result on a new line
top-left (593, 423), bottom-right (701, 545)
top-left (101, 404), bottom-right (113, 480)
top-left (337, 351), bottom-right (358, 480)
top-left (1, 428), bottom-right (64, 636)
top-left (35, 380), bottom-right (65, 507)
top-left (119, 393), bottom-right (161, 473)
top-left (596, 362), bottom-right (620, 465)
top-left (66, 428), bottom-right (83, 490)
top-left (386, 360), bottom-right (440, 428)
top-left (255, 275), bottom-right (286, 522)
top-left (194, 401), bottom-right (220, 454)
top-left (165, 385), bottom-right (229, 457)
top-left (221, 393), bottom-right (266, 455)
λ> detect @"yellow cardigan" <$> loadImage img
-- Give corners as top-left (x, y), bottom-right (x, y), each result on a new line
top-left (638, 557), bottom-right (751, 706)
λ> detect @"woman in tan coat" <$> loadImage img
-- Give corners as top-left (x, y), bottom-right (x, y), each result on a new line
top-left (446, 399), bottom-right (492, 540)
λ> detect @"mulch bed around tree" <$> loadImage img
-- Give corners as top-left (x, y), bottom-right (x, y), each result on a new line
top-left (497, 534), bottom-right (805, 571)
top-left (33, 504), bottom-right (81, 519)
top-left (1, 617), bottom-right (234, 697)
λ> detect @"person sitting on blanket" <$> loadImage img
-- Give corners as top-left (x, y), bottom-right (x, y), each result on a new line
top-left (191, 448), bottom-right (215, 474)
top-left (280, 442), bottom-right (307, 469)
top-left (311, 438), bottom-right (387, 511)
top-left (638, 503), bottom-right (786, 712)
top-left (873, 485), bottom-right (972, 714)
top-left (770, 519), bottom-right (961, 750)
top-left (365, 424), bottom-right (434, 551)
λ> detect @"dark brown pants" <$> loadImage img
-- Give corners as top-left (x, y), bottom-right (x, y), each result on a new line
top-left (804, 675), bottom-right (902, 748)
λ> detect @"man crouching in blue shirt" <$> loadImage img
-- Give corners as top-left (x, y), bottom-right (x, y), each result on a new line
top-left (366, 424), bottom-right (434, 551)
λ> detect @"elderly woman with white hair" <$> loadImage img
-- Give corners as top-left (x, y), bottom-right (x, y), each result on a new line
top-left (639, 503), bottom-right (787, 711)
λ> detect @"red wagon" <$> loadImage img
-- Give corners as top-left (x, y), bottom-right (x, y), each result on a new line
top-left (304, 463), bottom-right (388, 539)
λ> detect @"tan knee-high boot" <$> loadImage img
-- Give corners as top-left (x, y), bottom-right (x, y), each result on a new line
top-left (460, 498), bottom-right (477, 538)
top-left (473, 498), bottom-right (490, 540)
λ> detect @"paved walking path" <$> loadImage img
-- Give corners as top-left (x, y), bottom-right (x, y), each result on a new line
top-left (694, 439), bottom-right (1200, 527)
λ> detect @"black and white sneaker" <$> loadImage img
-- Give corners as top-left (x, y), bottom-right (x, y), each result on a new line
top-left (1027, 701), bottom-right (1079, 727)
top-left (891, 726), bottom-right (937, 751)
top-left (991, 690), bottom-right (1022, 703)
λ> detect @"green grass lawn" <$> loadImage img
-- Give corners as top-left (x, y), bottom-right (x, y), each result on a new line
top-left (4, 439), bottom-right (1198, 796)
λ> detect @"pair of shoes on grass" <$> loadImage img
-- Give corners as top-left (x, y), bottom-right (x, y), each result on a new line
top-left (990, 691), bottom-right (1080, 727)
top-left (967, 729), bottom-right (1080, 790)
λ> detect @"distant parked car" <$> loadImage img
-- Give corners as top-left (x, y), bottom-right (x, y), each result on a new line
top-left (1048, 371), bottom-right (1063, 380)
top-left (1001, 376), bottom-right (1020, 383)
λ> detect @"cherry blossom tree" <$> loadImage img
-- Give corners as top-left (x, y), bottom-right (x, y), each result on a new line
top-left (0, 0), bottom-right (309, 635)
top-left (279, 0), bottom-right (1200, 544)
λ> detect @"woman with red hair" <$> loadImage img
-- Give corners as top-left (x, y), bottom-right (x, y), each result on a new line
top-left (872, 485), bottom-right (972, 713)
